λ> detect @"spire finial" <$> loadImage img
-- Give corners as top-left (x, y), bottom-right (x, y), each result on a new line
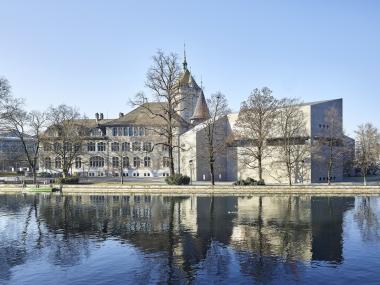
top-left (200, 75), bottom-right (203, 90)
top-left (183, 43), bottom-right (188, 70)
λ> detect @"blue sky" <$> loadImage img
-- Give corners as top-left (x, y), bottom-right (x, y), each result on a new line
top-left (1, 0), bottom-right (379, 135)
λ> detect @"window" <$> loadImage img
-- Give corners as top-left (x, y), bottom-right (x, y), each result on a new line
top-left (90, 129), bottom-right (102, 137)
top-left (144, 156), bottom-right (151, 167)
top-left (133, 157), bottom-right (140, 168)
top-left (132, 142), bottom-right (141, 151)
top-left (112, 127), bottom-right (117, 136)
top-left (122, 142), bottom-right (130, 151)
top-left (124, 127), bottom-right (129, 136)
top-left (55, 157), bottom-right (61, 169)
top-left (74, 143), bottom-right (81, 152)
top-left (163, 157), bottom-right (170, 167)
top-left (112, 157), bottom-right (119, 168)
top-left (75, 157), bottom-right (82, 169)
top-left (54, 142), bottom-right (61, 152)
top-left (44, 157), bottom-right (51, 169)
top-left (111, 142), bottom-right (120, 151)
top-left (63, 142), bottom-right (72, 152)
top-left (88, 142), bottom-right (96, 151)
top-left (133, 127), bottom-right (139, 136)
top-left (97, 142), bottom-right (106, 151)
top-left (90, 156), bottom-right (105, 167)
top-left (143, 142), bottom-right (152, 152)
top-left (123, 156), bottom-right (129, 168)
top-left (128, 127), bottom-right (133, 136)
top-left (43, 143), bottom-right (51, 151)
top-left (139, 127), bottom-right (145, 136)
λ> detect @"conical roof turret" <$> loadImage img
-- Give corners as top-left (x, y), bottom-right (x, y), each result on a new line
top-left (190, 90), bottom-right (210, 124)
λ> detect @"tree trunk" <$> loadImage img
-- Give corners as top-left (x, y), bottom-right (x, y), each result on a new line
top-left (32, 168), bottom-right (37, 184)
top-left (258, 156), bottom-right (263, 181)
top-left (287, 162), bottom-right (292, 186)
top-left (210, 161), bottom-right (215, 186)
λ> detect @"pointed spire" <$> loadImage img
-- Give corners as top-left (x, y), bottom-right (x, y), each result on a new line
top-left (183, 43), bottom-right (188, 70)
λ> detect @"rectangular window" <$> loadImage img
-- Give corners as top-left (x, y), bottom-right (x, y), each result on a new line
top-left (139, 127), bottom-right (145, 136)
top-left (134, 127), bottom-right (139, 136)
top-left (163, 157), bottom-right (170, 168)
top-left (124, 127), bottom-right (129, 136)
top-left (117, 128), bottom-right (123, 136)
top-left (143, 142), bottom-right (152, 152)
top-left (132, 142), bottom-right (141, 151)
top-left (122, 142), bottom-right (130, 151)
top-left (111, 142), bottom-right (120, 151)
top-left (88, 142), bottom-right (96, 151)
top-left (129, 127), bottom-right (133, 136)
top-left (112, 127), bottom-right (117, 136)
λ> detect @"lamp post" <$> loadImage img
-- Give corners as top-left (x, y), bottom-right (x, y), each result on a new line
top-left (301, 159), bottom-right (305, 183)
top-left (189, 160), bottom-right (193, 185)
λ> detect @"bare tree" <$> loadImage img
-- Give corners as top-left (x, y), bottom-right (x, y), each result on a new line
top-left (44, 105), bottom-right (87, 178)
top-left (235, 87), bottom-right (279, 182)
top-left (131, 50), bottom-right (184, 176)
top-left (202, 92), bottom-right (230, 185)
top-left (274, 98), bottom-right (309, 186)
top-left (313, 107), bottom-right (345, 185)
top-left (6, 108), bottom-right (47, 183)
top-left (355, 123), bottom-right (380, 185)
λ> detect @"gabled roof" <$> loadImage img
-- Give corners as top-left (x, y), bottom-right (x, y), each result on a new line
top-left (105, 103), bottom-right (189, 127)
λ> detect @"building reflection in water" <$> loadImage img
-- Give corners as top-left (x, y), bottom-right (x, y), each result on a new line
top-left (0, 194), bottom-right (359, 282)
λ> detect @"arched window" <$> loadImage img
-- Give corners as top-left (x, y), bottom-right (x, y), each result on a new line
top-left (75, 157), bottom-right (82, 169)
top-left (122, 142), bottom-right (130, 151)
top-left (144, 156), bottom-right (151, 167)
top-left (44, 157), bottom-right (51, 169)
top-left (90, 156), bottom-right (105, 167)
top-left (111, 142), bottom-right (119, 151)
top-left (97, 142), bottom-right (106, 151)
top-left (133, 157), bottom-right (140, 168)
top-left (87, 142), bottom-right (95, 151)
top-left (123, 157), bottom-right (129, 168)
top-left (55, 157), bottom-right (62, 169)
top-left (112, 157), bottom-right (119, 168)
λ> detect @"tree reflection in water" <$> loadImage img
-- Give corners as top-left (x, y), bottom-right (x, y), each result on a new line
top-left (354, 196), bottom-right (380, 242)
top-left (0, 193), bottom-right (374, 284)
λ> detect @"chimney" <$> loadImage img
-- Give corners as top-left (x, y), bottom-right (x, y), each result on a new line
top-left (95, 112), bottom-right (99, 121)
top-left (100, 113), bottom-right (104, 120)
top-left (119, 112), bottom-right (124, 118)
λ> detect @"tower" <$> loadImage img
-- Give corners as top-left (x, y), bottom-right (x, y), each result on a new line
top-left (177, 47), bottom-right (203, 123)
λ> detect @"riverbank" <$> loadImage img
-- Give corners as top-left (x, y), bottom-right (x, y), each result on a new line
top-left (1, 184), bottom-right (380, 196)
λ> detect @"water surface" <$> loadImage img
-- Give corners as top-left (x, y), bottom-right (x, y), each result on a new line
top-left (1, 194), bottom-right (380, 284)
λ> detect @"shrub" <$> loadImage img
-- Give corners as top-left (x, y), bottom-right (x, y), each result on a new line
top-left (233, 177), bottom-right (265, 186)
top-left (257, 179), bottom-right (266, 186)
top-left (56, 177), bottom-right (79, 184)
top-left (165, 174), bottom-right (191, 185)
